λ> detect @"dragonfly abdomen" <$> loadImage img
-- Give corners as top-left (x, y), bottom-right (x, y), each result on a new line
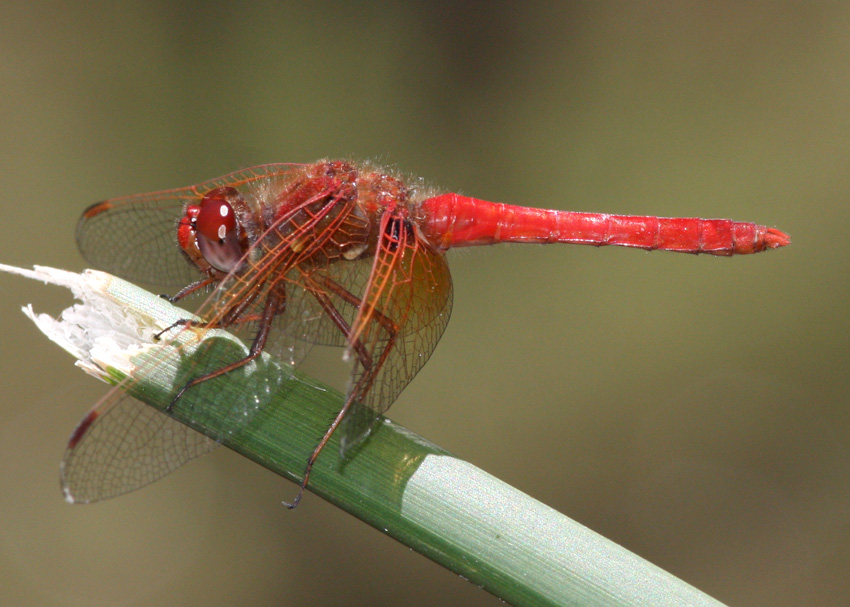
top-left (419, 193), bottom-right (789, 255)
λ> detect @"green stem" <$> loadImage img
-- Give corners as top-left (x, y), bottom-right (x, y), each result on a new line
top-left (14, 265), bottom-right (726, 607)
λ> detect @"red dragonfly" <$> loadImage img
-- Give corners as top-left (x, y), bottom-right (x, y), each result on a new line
top-left (66, 160), bottom-right (789, 506)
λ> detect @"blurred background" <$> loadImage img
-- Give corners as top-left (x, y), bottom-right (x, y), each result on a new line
top-left (0, 2), bottom-right (844, 605)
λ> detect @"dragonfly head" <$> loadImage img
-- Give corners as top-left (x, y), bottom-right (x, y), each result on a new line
top-left (178, 186), bottom-right (249, 275)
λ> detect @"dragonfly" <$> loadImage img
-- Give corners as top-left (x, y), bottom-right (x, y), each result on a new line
top-left (66, 159), bottom-right (790, 507)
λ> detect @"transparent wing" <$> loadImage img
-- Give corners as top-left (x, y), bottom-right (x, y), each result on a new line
top-left (61, 312), bottom-right (294, 503)
top-left (60, 388), bottom-right (218, 504)
top-left (337, 210), bottom-right (454, 452)
top-left (68, 166), bottom-right (455, 496)
top-left (199, 168), bottom-right (371, 365)
top-left (66, 164), bottom-right (379, 501)
top-left (76, 164), bottom-right (304, 287)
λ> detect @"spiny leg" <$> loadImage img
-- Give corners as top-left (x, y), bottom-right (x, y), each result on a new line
top-left (164, 276), bottom-right (219, 303)
top-left (154, 281), bottom-right (263, 341)
top-left (282, 275), bottom-right (399, 509)
top-left (165, 286), bottom-right (284, 412)
top-left (318, 274), bottom-right (399, 397)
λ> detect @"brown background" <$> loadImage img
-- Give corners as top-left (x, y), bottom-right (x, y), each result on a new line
top-left (0, 3), bottom-right (844, 606)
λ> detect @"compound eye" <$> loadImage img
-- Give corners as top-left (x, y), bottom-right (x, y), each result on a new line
top-left (195, 187), bottom-right (245, 273)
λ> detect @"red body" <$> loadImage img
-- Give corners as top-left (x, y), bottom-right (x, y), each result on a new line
top-left (65, 160), bottom-right (789, 505)
top-left (419, 192), bottom-right (788, 254)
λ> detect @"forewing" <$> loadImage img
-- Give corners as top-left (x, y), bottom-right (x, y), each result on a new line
top-left (77, 189), bottom-right (197, 287)
top-left (60, 388), bottom-right (218, 504)
top-left (339, 210), bottom-right (453, 452)
top-left (76, 164), bottom-right (303, 288)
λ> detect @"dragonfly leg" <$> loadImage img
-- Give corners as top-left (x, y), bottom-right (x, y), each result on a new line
top-left (280, 311), bottom-right (383, 509)
top-left (165, 285), bottom-right (284, 412)
top-left (280, 275), bottom-right (399, 508)
top-left (166, 276), bottom-right (219, 303)
top-left (281, 388), bottom-right (359, 509)
top-left (282, 314), bottom-right (396, 509)
top-left (317, 274), bottom-right (399, 397)
top-left (154, 281), bottom-right (263, 340)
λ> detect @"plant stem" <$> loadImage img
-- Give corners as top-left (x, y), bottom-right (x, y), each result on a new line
top-left (7, 264), bottom-right (727, 607)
